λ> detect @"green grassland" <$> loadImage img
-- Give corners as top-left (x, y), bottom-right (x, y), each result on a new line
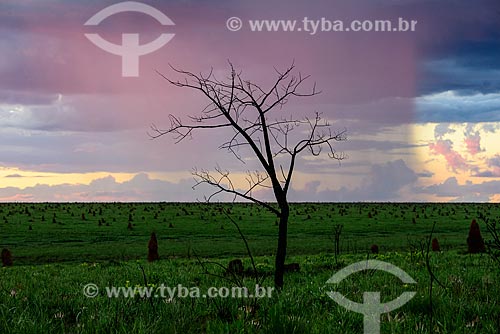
top-left (1, 202), bottom-right (499, 333)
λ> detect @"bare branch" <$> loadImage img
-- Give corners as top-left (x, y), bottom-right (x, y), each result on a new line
top-left (192, 167), bottom-right (280, 216)
top-left (154, 62), bottom-right (346, 212)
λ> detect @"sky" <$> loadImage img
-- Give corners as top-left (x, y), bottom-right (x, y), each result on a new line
top-left (0, 0), bottom-right (499, 202)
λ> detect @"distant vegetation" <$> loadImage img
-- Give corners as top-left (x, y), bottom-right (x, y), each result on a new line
top-left (1, 203), bottom-right (499, 333)
top-left (1, 202), bottom-right (498, 264)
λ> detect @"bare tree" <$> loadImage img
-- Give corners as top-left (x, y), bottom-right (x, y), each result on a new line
top-left (151, 62), bottom-right (346, 289)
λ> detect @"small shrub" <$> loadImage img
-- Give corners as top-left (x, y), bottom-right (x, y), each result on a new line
top-left (483, 217), bottom-right (500, 266)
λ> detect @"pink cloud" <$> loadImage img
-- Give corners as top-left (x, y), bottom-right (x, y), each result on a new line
top-left (464, 133), bottom-right (482, 155)
top-left (429, 139), bottom-right (470, 172)
top-left (0, 193), bottom-right (35, 202)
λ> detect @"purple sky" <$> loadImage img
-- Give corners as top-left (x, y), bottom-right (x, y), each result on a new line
top-left (1, 0), bottom-right (499, 202)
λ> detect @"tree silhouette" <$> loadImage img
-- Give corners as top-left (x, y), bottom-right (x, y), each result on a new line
top-left (152, 62), bottom-right (346, 289)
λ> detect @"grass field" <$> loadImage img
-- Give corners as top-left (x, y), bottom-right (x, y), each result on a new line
top-left (1, 202), bottom-right (499, 333)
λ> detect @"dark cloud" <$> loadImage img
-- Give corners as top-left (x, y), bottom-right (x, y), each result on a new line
top-left (0, 173), bottom-right (221, 202)
top-left (0, 0), bottom-right (498, 202)
top-left (0, 94), bottom-right (157, 133)
top-left (419, 176), bottom-right (500, 201)
top-left (416, 91), bottom-right (500, 123)
top-left (341, 139), bottom-right (425, 151)
top-left (420, 39), bottom-right (500, 96)
top-left (434, 123), bottom-right (455, 139)
top-left (474, 171), bottom-right (498, 178)
top-left (3, 174), bottom-right (47, 178)
top-left (288, 159), bottom-right (419, 201)
top-left (416, 0), bottom-right (500, 96)
top-left (474, 154), bottom-right (500, 177)
top-left (2, 160), bottom-right (420, 202)
top-left (482, 123), bottom-right (500, 133)
top-left (417, 170), bottom-right (433, 178)
top-left (413, 1), bottom-right (500, 124)
top-left (0, 90), bottom-right (58, 105)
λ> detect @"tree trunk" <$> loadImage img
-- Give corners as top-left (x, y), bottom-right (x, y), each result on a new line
top-left (274, 202), bottom-right (289, 289)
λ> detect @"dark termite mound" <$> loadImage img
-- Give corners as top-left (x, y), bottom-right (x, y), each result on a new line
top-left (284, 263), bottom-right (300, 273)
top-left (226, 259), bottom-right (244, 276)
top-left (148, 232), bottom-right (160, 262)
top-left (467, 219), bottom-right (485, 253)
top-left (1, 248), bottom-right (13, 267)
top-left (432, 238), bottom-right (441, 252)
